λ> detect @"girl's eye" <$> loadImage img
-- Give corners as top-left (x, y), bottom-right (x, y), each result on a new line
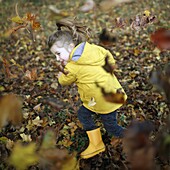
top-left (55, 52), bottom-right (60, 56)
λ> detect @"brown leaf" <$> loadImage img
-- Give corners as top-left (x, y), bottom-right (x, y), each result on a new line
top-left (0, 94), bottom-right (23, 128)
top-left (150, 28), bottom-right (170, 50)
top-left (26, 13), bottom-right (36, 21)
top-left (110, 137), bottom-right (122, 148)
top-left (115, 17), bottom-right (127, 29)
top-left (99, 29), bottom-right (116, 46)
top-left (150, 64), bottom-right (170, 101)
top-left (25, 68), bottom-right (37, 81)
top-left (96, 82), bottom-right (126, 104)
top-left (43, 98), bottom-right (68, 111)
top-left (32, 20), bottom-right (41, 30)
top-left (102, 56), bottom-right (117, 74)
top-left (2, 58), bottom-right (17, 79)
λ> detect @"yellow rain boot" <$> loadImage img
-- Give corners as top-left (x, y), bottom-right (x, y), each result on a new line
top-left (80, 128), bottom-right (105, 159)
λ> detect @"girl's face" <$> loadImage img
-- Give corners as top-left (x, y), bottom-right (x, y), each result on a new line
top-left (50, 41), bottom-right (74, 65)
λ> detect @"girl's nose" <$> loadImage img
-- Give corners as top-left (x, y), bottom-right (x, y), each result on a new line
top-left (56, 55), bottom-right (60, 61)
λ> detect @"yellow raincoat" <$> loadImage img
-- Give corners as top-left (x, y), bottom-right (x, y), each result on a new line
top-left (58, 42), bottom-right (127, 114)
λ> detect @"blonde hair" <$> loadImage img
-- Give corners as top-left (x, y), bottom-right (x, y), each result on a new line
top-left (48, 18), bottom-right (91, 49)
top-left (48, 30), bottom-right (75, 49)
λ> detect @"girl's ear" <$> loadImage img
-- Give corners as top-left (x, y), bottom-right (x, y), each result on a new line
top-left (68, 43), bottom-right (75, 52)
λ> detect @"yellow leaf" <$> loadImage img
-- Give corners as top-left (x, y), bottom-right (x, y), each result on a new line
top-left (11, 16), bottom-right (24, 24)
top-left (153, 47), bottom-right (161, 56)
top-left (88, 97), bottom-right (96, 107)
top-left (23, 112), bottom-right (29, 119)
top-left (26, 120), bottom-right (34, 130)
top-left (115, 52), bottom-right (120, 56)
top-left (32, 116), bottom-right (43, 126)
top-left (0, 85), bottom-right (5, 91)
top-left (134, 49), bottom-right (140, 56)
top-left (6, 139), bottom-right (14, 150)
top-left (19, 127), bottom-right (25, 133)
top-left (143, 10), bottom-right (151, 17)
top-left (0, 136), bottom-right (8, 143)
top-left (59, 138), bottom-right (73, 147)
top-left (9, 142), bottom-right (39, 170)
top-left (20, 133), bottom-right (32, 142)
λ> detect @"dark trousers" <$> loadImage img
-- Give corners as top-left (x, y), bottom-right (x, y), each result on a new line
top-left (77, 105), bottom-right (124, 138)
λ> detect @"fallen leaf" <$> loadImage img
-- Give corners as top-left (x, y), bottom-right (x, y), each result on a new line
top-left (40, 130), bottom-right (56, 150)
top-left (25, 68), bottom-right (37, 81)
top-left (88, 97), bottom-right (96, 107)
top-left (32, 116), bottom-right (43, 126)
top-left (20, 133), bottom-right (32, 142)
top-left (9, 142), bottom-right (39, 170)
top-left (79, 0), bottom-right (95, 12)
top-left (6, 139), bottom-right (14, 150)
top-left (33, 103), bottom-right (42, 112)
top-left (11, 16), bottom-right (24, 24)
top-left (0, 94), bottom-right (23, 128)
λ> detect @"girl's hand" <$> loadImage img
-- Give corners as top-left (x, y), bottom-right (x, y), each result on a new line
top-left (52, 61), bottom-right (69, 75)
top-left (58, 72), bottom-right (63, 78)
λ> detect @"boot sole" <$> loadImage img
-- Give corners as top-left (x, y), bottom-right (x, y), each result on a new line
top-left (80, 147), bottom-right (105, 159)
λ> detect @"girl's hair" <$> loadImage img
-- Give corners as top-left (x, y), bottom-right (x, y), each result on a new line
top-left (48, 18), bottom-right (91, 49)
top-left (48, 30), bottom-right (75, 49)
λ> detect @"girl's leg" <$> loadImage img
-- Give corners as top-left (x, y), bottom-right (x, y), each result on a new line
top-left (100, 111), bottom-right (124, 138)
top-left (77, 105), bottom-right (97, 131)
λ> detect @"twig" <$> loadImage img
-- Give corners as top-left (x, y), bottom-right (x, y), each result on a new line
top-left (15, 3), bottom-right (20, 17)
top-left (11, 23), bottom-right (28, 34)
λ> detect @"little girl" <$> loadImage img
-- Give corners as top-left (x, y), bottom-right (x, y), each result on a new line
top-left (48, 22), bottom-right (127, 159)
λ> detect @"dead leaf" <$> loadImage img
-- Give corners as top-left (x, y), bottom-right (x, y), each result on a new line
top-left (88, 97), bottom-right (96, 107)
top-left (43, 98), bottom-right (68, 111)
top-left (33, 103), bottom-right (42, 112)
top-left (100, 0), bottom-right (133, 11)
top-left (26, 13), bottom-right (36, 21)
top-left (25, 68), bottom-right (37, 81)
top-left (150, 28), bottom-right (170, 50)
top-left (10, 16), bottom-right (24, 24)
top-left (102, 55), bottom-right (117, 74)
top-left (115, 17), bottom-right (127, 29)
top-left (99, 29), bottom-right (116, 46)
top-left (110, 137), bottom-right (122, 148)
top-left (32, 116), bottom-right (43, 126)
top-left (20, 133), bottom-right (32, 142)
top-left (79, 0), bottom-right (95, 12)
top-left (2, 58), bottom-right (17, 79)
top-left (32, 20), bottom-right (41, 30)
top-left (96, 82), bottom-right (126, 104)
top-left (40, 130), bottom-right (56, 150)
top-left (9, 142), bottom-right (39, 170)
top-left (6, 139), bottom-right (14, 150)
top-left (0, 94), bottom-right (23, 128)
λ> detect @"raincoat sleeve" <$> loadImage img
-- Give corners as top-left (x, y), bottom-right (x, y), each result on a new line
top-left (58, 65), bottom-right (77, 86)
top-left (106, 50), bottom-right (116, 65)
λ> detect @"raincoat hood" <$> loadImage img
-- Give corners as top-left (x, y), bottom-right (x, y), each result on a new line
top-left (70, 42), bottom-right (108, 66)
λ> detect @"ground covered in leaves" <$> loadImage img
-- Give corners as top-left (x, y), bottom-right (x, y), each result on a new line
top-left (0, 0), bottom-right (170, 170)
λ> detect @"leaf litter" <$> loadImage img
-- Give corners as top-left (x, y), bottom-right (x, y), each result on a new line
top-left (0, 0), bottom-right (170, 169)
